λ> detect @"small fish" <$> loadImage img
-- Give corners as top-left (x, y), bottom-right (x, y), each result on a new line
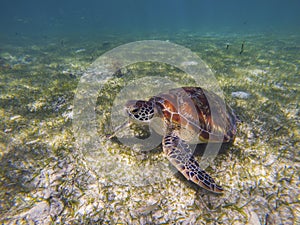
top-left (75, 48), bottom-right (86, 53)
top-left (240, 41), bottom-right (245, 54)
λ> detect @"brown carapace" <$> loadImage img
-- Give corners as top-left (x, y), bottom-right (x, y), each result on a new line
top-left (125, 87), bottom-right (238, 193)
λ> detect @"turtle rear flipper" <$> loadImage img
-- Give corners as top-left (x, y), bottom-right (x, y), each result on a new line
top-left (162, 131), bottom-right (223, 193)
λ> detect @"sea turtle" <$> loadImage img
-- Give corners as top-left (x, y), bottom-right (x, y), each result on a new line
top-left (115, 87), bottom-right (238, 193)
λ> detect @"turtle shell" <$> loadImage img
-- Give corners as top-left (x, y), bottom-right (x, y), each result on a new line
top-left (150, 87), bottom-right (238, 143)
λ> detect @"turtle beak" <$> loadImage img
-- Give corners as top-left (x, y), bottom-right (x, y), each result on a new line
top-left (124, 107), bottom-right (129, 117)
top-left (124, 100), bottom-right (136, 114)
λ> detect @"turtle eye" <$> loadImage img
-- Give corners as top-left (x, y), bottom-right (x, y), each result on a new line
top-left (131, 108), bottom-right (139, 114)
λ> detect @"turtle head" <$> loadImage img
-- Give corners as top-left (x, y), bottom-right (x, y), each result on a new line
top-left (125, 100), bottom-right (155, 122)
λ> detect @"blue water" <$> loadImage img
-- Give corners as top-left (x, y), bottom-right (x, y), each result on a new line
top-left (1, 0), bottom-right (300, 38)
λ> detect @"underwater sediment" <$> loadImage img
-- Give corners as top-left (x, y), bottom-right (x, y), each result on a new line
top-left (0, 33), bottom-right (299, 224)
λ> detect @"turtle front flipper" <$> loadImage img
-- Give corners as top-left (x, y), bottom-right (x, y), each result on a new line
top-left (162, 131), bottom-right (224, 193)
